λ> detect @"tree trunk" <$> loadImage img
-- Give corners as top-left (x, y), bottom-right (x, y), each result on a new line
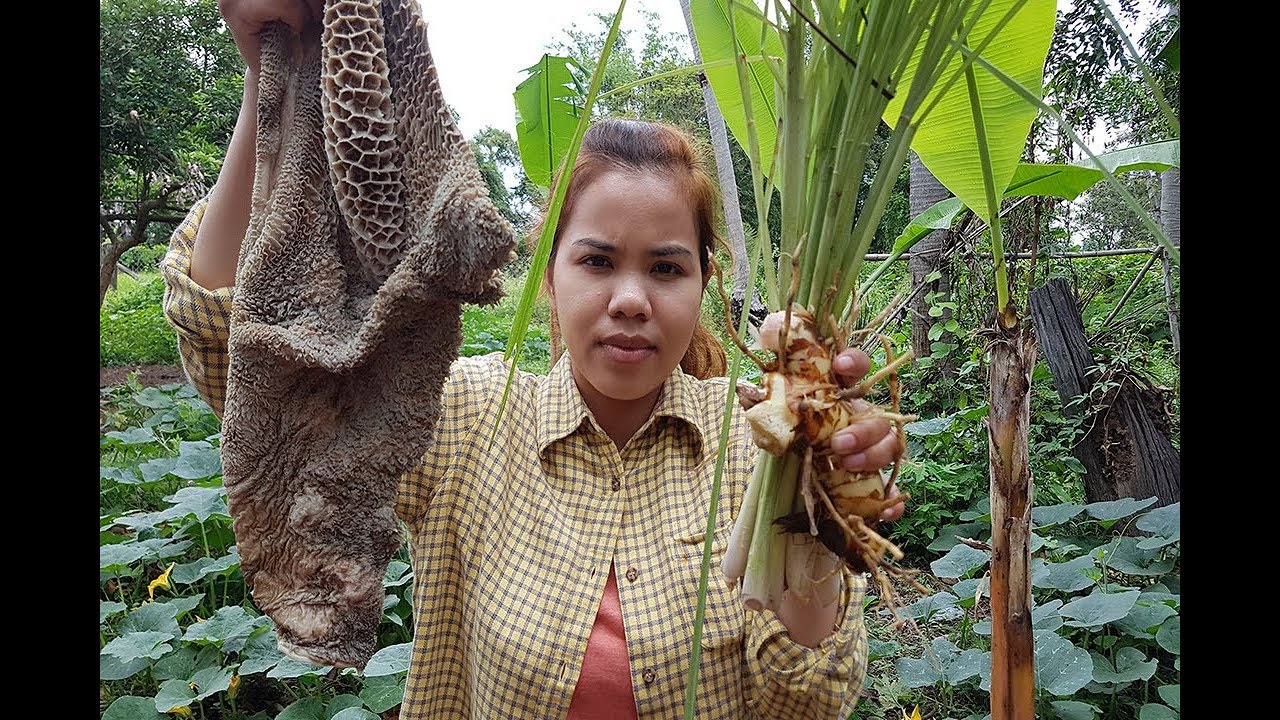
top-left (100, 183), bottom-right (184, 306)
top-left (1160, 168), bottom-right (1180, 363)
top-left (1029, 278), bottom-right (1180, 506)
top-left (100, 242), bottom-right (126, 304)
top-left (986, 321), bottom-right (1036, 720)
top-left (908, 152), bottom-right (954, 373)
top-left (680, 0), bottom-right (765, 330)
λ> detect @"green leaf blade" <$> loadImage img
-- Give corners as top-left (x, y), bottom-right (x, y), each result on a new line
top-left (514, 55), bottom-right (585, 188)
top-left (888, 0), bottom-right (1057, 224)
top-left (690, 0), bottom-right (782, 184)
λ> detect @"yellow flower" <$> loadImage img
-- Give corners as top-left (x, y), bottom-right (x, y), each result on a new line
top-left (148, 563), bottom-right (176, 600)
top-left (167, 706), bottom-right (193, 718)
top-left (902, 707), bottom-right (923, 720)
top-left (228, 673), bottom-right (240, 702)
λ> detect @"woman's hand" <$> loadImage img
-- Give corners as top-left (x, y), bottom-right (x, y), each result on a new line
top-left (830, 348), bottom-right (906, 522)
top-left (218, 0), bottom-right (325, 75)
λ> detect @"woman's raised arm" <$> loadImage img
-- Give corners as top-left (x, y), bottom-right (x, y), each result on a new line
top-left (190, 0), bottom-right (324, 290)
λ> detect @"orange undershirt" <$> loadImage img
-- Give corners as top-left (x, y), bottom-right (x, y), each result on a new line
top-left (566, 565), bottom-right (639, 719)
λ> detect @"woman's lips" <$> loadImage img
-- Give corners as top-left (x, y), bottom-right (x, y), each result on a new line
top-left (598, 339), bottom-right (657, 363)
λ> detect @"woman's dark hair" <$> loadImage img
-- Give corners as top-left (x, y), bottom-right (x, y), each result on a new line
top-left (535, 118), bottom-right (728, 379)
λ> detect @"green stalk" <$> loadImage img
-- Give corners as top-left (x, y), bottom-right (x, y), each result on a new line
top-left (683, 346), bottom-right (746, 717)
top-left (686, 76), bottom-right (778, 711)
top-left (742, 451), bottom-right (800, 610)
top-left (727, 0), bottom-right (781, 307)
top-left (829, 1), bottom-right (977, 313)
top-left (199, 520), bottom-right (217, 608)
top-left (778, 0), bottom-right (810, 289)
top-left (799, 0), bottom-right (880, 307)
top-left (964, 64), bottom-right (1010, 326)
top-left (798, 52), bottom-right (841, 277)
top-left (830, 119), bottom-right (917, 315)
top-left (490, 0), bottom-right (629, 444)
top-left (803, 75), bottom-right (867, 308)
top-left (763, 454), bottom-right (799, 607)
top-left (741, 458), bottom-right (780, 609)
top-left (722, 455), bottom-right (774, 581)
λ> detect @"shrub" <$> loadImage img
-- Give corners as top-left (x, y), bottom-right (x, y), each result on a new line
top-left (857, 496), bottom-right (1180, 720)
top-left (101, 275), bottom-right (181, 366)
top-left (119, 244), bottom-right (169, 273)
top-left (100, 383), bottom-right (414, 719)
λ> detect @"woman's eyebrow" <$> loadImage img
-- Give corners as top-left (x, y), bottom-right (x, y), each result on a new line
top-left (571, 237), bottom-right (615, 252)
top-left (651, 244), bottom-right (693, 258)
top-left (571, 237), bottom-right (691, 258)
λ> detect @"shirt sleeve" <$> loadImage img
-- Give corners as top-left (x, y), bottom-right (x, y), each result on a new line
top-left (743, 569), bottom-right (871, 719)
top-left (161, 196), bottom-right (234, 418)
top-left (727, 390), bottom-right (870, 718)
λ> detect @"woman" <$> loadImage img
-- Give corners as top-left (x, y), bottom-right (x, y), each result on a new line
top-left (166, 2), bottom-right (906, 717)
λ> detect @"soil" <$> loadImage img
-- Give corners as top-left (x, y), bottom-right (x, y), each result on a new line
top-left (100, 364), bottom-right (187, 389)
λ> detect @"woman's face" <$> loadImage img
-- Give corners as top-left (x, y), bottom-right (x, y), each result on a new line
top-left (548, 168), bottom-right (705, 404)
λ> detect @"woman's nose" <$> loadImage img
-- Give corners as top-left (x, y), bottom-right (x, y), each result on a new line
top-left (607, 275), bottom-right (652, 319)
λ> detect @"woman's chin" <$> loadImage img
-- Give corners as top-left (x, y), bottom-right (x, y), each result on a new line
top-left (583, 361), bottom-right (666, 402)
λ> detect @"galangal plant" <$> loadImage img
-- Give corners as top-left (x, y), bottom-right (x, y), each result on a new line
top-left (688, 0), bottom-right (1057, 646)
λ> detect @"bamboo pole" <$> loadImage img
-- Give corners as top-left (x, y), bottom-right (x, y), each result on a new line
top-left (1101, 247), bottom-right (1162, 328)
top-left (863, 246), bottom-right (1163, 261)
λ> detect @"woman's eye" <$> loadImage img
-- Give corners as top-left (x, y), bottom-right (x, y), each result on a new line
top-left (653, 262), bottom-right (684, 276)
top-left (582, 255), bottom-right (611, 268)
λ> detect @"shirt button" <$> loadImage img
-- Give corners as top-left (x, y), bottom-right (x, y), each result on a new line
top-left (625, 567), bottom-right (638, 583)
top-left (642, 669), bottom-right (656, 684)
top-left (610, 478), bottom-right (621, 492)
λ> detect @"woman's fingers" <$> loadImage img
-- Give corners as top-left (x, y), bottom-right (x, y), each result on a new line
top-left (830, 349), bottom-right (906, 522)
top-left (880, 483), bottom-right (905, 522)
top-left (831, 348), bottom-right (871, 387)
top-left (831, 420), bottom-right (899, 471)
top-left (219, 0), bottom-right (326, 72)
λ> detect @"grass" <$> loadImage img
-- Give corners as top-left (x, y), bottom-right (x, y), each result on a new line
top-left (99, 267), bottom-right (556, 374)
top-left (100, 271), bottom-right (181, 366)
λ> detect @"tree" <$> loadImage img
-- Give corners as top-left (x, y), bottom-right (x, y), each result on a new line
top-left (99, 0), bottom-right (244, 304)
top-left (549, 8), bottom-right (705, 131)
top-left (679, 0), bottom-right (762, 329)
top-left (470, 126), bottom-right (538, 239)
top-left (907, 152), bottom-right (955, 374)
top-left (1029, 278), bottom-right (1180, 507)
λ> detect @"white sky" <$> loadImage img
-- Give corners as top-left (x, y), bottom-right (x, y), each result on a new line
top-left (418, 0), bottom-right (692, 140)
top-left (420, 0), bottom-right (1160, 147)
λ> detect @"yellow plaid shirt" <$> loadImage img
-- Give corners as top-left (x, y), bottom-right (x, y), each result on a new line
top-left (162, 199), bottom-right (870, 719)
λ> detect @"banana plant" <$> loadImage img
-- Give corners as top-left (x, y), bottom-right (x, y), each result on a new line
top-left (869, 2), bottom-right (1177, 716)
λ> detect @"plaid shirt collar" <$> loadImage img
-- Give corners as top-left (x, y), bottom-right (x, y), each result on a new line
top-left (536, 353), bottom-right (708, 456)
